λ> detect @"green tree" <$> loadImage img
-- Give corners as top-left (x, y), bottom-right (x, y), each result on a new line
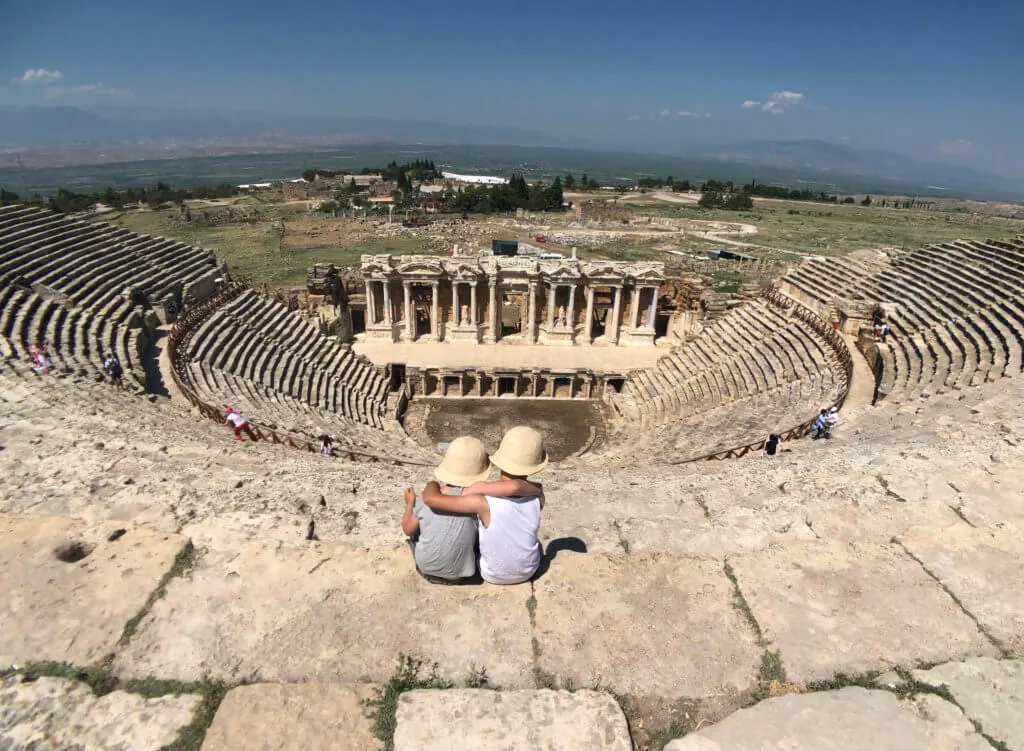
top-left (564, 172), bottom-right (575, 190)
top-left (861, 194), bottom-right (873, 206)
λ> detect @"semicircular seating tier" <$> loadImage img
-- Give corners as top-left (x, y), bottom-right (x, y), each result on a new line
top-left (779, 239), bottom-right (1024, 403)
top-left (180, 287), bottom-right (434, 462)
top-left (0, 204), bottom-right (221, 384)
top-left (603, 296), bottom-right (845, 463)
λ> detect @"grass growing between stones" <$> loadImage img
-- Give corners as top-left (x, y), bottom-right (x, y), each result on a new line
top-left (0, 661), bottom-right (229, 751)
top-left (363, 654), bottom-right (454, 751)
top-left (118, 540), bottom-right (197, 648)
top-left (722, 560), bottom-right (763, 643)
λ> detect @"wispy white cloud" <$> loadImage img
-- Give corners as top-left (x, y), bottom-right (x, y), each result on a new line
top-left (629, 109), bottom-right (712, 121)
top-left (43, 82), bottom-right (128, 98)
top-left (11, 68), bottom-right (63, 84)
top-left (937, 138), bottom-right (975, 156)
top-left (762, 91), bottom-right (804, 114)
top-left (742, 91), bottom-right (806, 114)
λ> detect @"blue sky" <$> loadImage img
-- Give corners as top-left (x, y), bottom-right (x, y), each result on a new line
top-left (2, 0), bottom-right (1023, 177)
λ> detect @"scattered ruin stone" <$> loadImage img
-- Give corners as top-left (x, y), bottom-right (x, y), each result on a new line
top-left (664, 687), bottom-right (990, 750)
top-left (0, 675), bottom-right (200, 751)
top-left (394, 689), bottom-right (631, 751)
top-left (914, 658), bottom-right (1024, 750)
top-left (203, 683), bottom-right (381, 751)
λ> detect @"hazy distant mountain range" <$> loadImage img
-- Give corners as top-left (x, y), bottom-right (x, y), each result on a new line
top-left (1, 105), bottom-right (1022, 202)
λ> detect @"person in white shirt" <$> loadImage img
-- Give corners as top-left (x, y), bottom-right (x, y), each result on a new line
top-left (224, 405), bottom-right (257, 442)
top-left (423, 426), bottom-right (547, 585)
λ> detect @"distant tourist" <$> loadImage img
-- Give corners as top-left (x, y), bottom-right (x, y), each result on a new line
top-left (422, 426), bottom-right (547, 585)
top-left (224, 405), bottom-right (257, 442)
top-left (878, 322), bottom-right (889, 342)
top-left (319, 433), bottom-right (334, 456)
top-left (826, 406), bottom-right (839, 434)
top-left (29, 344), bottom-right (52, 376)
top-left (812, 408), bottom-right (831, 440)
top-left (103, 354), bottom-right (124, 391)
top-left (764, 434), bottom-right (780, 456)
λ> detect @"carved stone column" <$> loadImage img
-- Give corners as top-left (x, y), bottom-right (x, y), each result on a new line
top-left (584, 286), bottom-right (595, 343)
top-left (403, 281), bottom-right (413, 340)
top-left (431, 281), bottom-right (439, 340)
top-left (382, 281), bottom-right (392, 325)
top-left (566, 285), bottom-right (576, 335)
top-left (610, 285), bottom-right (622, 344)
top-left (547, 282), bottom-right (556, 329)
top-left (364, 280), bottom-right (376, 326)
top-left (470, 281), bottom-right (478, 326)
top-left (528, 281), bottom-right (538, 343)
top-left (646, 286), bottom-right (657, 329)
top-left (488, 280), bottom-right (498, 343)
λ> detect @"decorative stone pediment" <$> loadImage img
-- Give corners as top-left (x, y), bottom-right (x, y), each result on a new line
top-left (631, 268), bottom-right (666, 284)
top-left (448, 263), bottom-right (483, 280)
top-left (395, 261), bottom-right (444, 276)
top-left (543, 264), bottom-right (582, 282)
top-left (361, 262), bottom-right (391, 277)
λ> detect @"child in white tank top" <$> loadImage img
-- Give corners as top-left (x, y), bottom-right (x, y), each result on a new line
top-left (422, 426), bottom-right (548, 585)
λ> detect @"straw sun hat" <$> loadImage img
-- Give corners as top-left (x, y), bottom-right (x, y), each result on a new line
top-left (490, 426), bottom-right (548, 477)
top-left (434, 436), bottom-right (492, 487)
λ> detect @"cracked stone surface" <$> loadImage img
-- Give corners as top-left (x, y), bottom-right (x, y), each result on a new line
top-left (202, 683), bottom-right (381, 751)
top-left (113, 543), bottom-right (534, 687)
top-left (914, 658), bottom-right (1024, 751)
top-left (664, 687), bottom-right (990, 750)
top-left (0, 675), bottom-right (200, 751)
top-left (900, 522), bottom-right (1024, 656)
top-left (0, 513), bottom-right (190, 666)
top-left (393, 689), bottom-right (631, 751)
top-left (727, 539), bottom-right (998, 683)
top-left (532, 552), bottom-right (761, 706)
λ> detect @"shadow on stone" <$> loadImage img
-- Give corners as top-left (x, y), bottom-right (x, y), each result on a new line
top-left (534, 536), bottom-right (589, 580)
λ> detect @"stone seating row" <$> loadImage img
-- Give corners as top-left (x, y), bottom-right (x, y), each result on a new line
top-left (624, 298), bottom-right (840, 428)
top-left (0, 285), bottom-right (141, 384)
top-left (184, 288), bottom-right (391, 429)
top-left (185, 361), bottom-right (433, 462)
top-left (780, 239), bottom-right (1024, 403)
top-left (0, 205), bottom-right (218, 309)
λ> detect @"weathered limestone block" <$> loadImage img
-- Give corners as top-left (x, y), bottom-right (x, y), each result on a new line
top-left (946, 466), bottom-right (1024, 527)
top-left (913, 658), bottom-right (1024, 751)
top-left (727, 539), bottom-right (998, 683)
top-left (532, 553), bottom-right (761, 705)
top-left (0, 513), bottom-right (190, 666)
top-left (664, 687), bottom-right (990, 750)
top-left (899, 523), bottom-right (1024, 656)
top-left (202, 683), bottom-right (381, 751)
top-left (114, 544), bottom-right (534, 687)
top-left (0, 675), bottom-right (200, 750)
top-left (393, 689), bottom-right (631, 751)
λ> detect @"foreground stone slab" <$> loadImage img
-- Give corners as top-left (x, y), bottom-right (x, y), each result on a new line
top-left (727, 540), bottom-right (997, 683)
top-left (0, 675), bottom-right (200, 750)
top-left (900, 523), bottom-right (1024, 656)
top-left (915, 658), bottom-right (1024, 751)
top-left (393, 689), bottom-right (631, 751)
top-left (0, 513), bottom-right (189, 666)
top-left (115, 543), bottom-right (533, 687)
top-left (664, 687), bottom-right (989, 750)
top-left (202, 683), bottom-right (381, 751)
top-left (532, 553), bottom-right (760, 707)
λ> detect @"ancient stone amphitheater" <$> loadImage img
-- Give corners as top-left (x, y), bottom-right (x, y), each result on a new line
top-left (1, 203), bottom-right (1022, 750)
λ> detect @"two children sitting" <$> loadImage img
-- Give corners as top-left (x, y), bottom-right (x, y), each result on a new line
top-left (401, 426), bottom-right (547, 585)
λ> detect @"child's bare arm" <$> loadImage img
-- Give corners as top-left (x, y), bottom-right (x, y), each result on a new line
top-left (465, 478), bottom-right (541, 497)
top-left (422, 481), bottom-right (489, 518)
top-left (400, 487), bottom-right (419, 537)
